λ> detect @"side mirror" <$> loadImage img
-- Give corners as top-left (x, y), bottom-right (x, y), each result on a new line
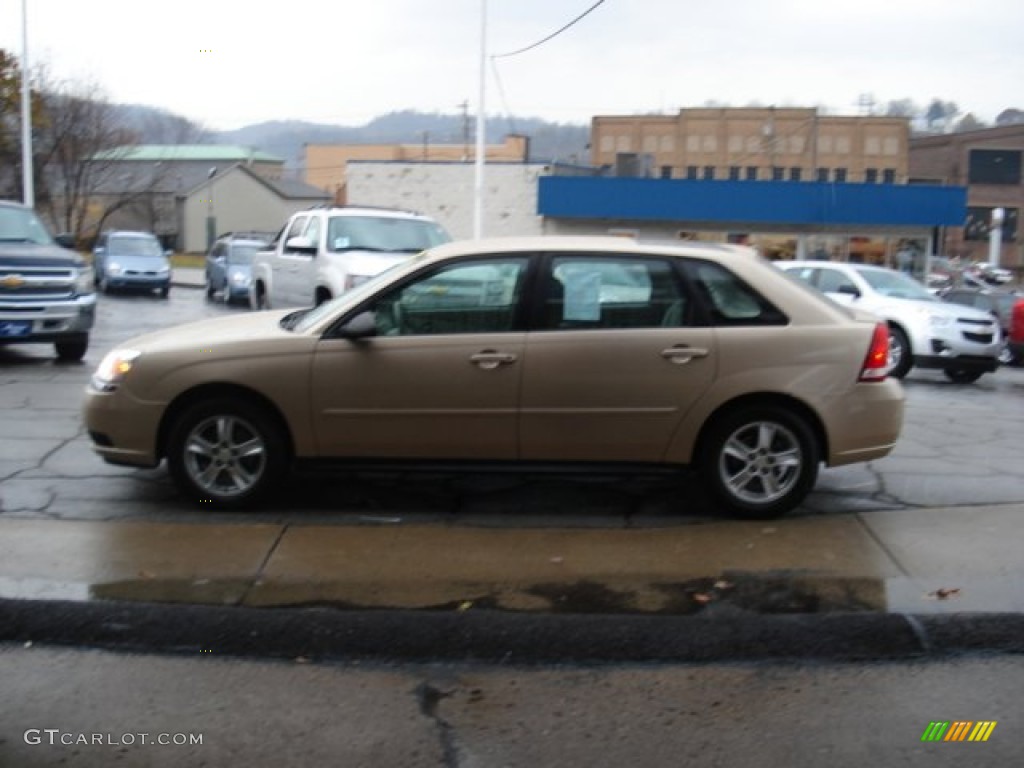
top-left (285, 236), bottom-right (317, 255)
top-left (164, 249), bottom-right (174, 258)
top-left (837, 284), bottom-right (861, 298)
top-left (93, 246), bottom-right (106, 256)
top-left (337, 311), bottom-right (378, 340)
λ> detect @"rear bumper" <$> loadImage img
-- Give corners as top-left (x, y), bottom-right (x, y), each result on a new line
top-left (914, 354), bottom-right (999, 373)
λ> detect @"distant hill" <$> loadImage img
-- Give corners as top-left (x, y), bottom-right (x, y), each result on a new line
top-left (111, 104), bottom-right (591, 171)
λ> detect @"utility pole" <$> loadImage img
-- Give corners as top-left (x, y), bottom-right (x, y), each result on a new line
top-left (473, 0), bottom-right (486, 239)
top-left (20, 0), bottom-right (34, 207)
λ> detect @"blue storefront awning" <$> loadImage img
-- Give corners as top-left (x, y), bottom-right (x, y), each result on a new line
top-left (537, 177), bottom-right (966, 229)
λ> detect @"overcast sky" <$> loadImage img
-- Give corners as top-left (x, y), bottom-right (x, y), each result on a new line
top-left (2, 0), bottom-right (1021, 131)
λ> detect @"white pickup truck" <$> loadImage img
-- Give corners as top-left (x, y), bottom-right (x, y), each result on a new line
top-left (249, 206), bottom-right (450, 309)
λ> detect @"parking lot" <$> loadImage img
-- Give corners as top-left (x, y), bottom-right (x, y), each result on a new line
top-left (1, 285), bottom-right (1023, 525)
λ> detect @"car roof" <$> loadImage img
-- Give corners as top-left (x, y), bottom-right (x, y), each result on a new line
top-left (420, 236), bottom-right (757, 263)
top-left (310, 205), bottom-right (438, 222)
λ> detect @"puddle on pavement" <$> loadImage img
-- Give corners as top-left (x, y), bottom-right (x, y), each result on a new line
top-left (2, 572), bottom-right (1021, 616)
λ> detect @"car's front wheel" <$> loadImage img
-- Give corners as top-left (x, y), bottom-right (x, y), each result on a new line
top-left (54, 335), bottom-right (88, 362)
top-left (698, 405), bottom-right (819, 519)
top-left (166, 398), bottom-right (288, 508)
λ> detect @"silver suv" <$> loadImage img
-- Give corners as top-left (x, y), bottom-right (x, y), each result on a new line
top-left (249, 206), bottom-right (450, 310)
top-left (779, 261), bottom-right (1001, 383)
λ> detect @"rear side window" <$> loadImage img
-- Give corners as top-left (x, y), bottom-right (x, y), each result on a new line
top-left (686, 261), bottom-right (787, 326)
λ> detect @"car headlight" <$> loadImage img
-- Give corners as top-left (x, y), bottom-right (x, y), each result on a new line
top-left (107, 261), bottom-right (123, 276)
top-left (74, 268), bottom-right (94, 296)
top-left (230, 271), bottom-right (250, 285)
top-left (157, 265), bottom-right (171, 275)
top-left (91, 348), bottom-right (141, 392)
top-left (928, 314), bottom-right (952, 328)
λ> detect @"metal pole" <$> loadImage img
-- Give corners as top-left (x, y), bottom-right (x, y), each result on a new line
top-left (473, 0), bottom-right (487, 239)
top-left (20, 0), bottom-right (34, 207)
top-left (988, 207), bottom-right (1004, 267)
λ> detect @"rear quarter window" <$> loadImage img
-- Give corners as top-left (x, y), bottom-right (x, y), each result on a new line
top-left (686, 261), bottom-right (788, 326)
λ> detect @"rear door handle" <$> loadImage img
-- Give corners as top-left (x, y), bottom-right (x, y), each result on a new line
top-left (470, 350), bottom-right (518, 370)
top-left (660, 345), bottom-right (709, 364)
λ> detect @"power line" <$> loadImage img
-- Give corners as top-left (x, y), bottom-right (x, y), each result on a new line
top-left (493, 0), bottom-right (607, 59)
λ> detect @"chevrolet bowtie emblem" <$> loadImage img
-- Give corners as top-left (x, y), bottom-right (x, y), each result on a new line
top-left (0, 274), bottom-right (26, 289)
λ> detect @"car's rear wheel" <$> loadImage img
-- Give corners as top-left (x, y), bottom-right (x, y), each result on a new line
top-left (887, 326), bottom-right (912, 379)
top-left (699, 405), bottom-right (819, 519)
top-left (166, 398), bottom-right (288, 508)
top-left (943, 368), bottom-right (984, 384)
top-left (251, 282), bottom-right (271, 311)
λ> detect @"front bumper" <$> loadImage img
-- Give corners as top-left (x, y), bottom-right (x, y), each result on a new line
top-left (0, 294), bottom-right (96, 343)
top-left (82, 384), bottom-right (163, 468)
top-left (104, 274), bottom-right (171, 291)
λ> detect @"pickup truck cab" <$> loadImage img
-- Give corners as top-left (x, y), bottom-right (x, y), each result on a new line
top-left (249, 206), bottom-right (450, 310)
top-left (0, 200), bottom-right (95, 361)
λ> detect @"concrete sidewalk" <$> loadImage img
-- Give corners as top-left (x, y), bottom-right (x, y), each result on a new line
top-left (0, 504), bottom-right (1020, 615)
top-left (171, 267), bottom-right (204, 289)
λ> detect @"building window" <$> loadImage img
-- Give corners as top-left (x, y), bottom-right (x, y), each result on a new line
top-left (865, 137), bottom-right (881, 155)
top-left (771, 166), bottom-right (784, 181)
top-left (883, 138), bottom-right (899, 156)
top-left (834, 168), bottom-right (847, 182)
top-left (660, 165), bottom-right (673, 179)
top-left (686, 136), bottom-right (701, 153)
top-left (882, 169), bottom-right (896, 184)
top-left (865, 168), bottom-right (879, 183)
top-left (728, 166), bottom-right (740, 181)
top-left (836, 136), bottom-right (851, 154)
top-left (816, 168), bottom-right (829, 182)
top-left (660, 135), bottom-right (675, 153)
top-left (745, 166), bottom-right (758, 181)
top-left (686, 165), bottom-right (698, 180)
top-left (965, 207), bottom-right (1018, 242)
top-left (789, 167), bottom-right (802, 182)
top-left (703, 165), bottom-right (715, 180)
top-left (968, 149), bottom-right (1023, 185)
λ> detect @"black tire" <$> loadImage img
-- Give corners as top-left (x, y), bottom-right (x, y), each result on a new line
top-left (943, 368), bottom-right (984, 384)
top-left (887, 325), bottom-right (912, 379)
top-left (98, 275), bottom-right (111, 294)
top-left (315, 288), bottom-right (332, 307)
top-left (54, 335), bottom-right (88, 362)
top-left (251, 282), bottom-right (271, 311)
top-left (159, 286), bottom-right (170, 299)
top-left (205, 274), bottom-right (216, 300)
top-left (166, 397), bottom-right (288, 508)
top-left (698, 405), bottom-right (819, 519)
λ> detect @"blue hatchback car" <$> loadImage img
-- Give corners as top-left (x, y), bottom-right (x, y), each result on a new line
top-left (92, 231), bottom-right (171, 297)
top-left (204, 234), bottom-right (270, 304)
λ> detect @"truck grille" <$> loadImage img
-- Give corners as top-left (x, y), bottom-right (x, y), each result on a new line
top-left (0, 266), bottom-right (76, 301)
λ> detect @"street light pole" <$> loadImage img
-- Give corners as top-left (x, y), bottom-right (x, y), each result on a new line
top-left (20, 0), bottom-right (34, 207)
top-left (473, 0), bottom-right (487, 239)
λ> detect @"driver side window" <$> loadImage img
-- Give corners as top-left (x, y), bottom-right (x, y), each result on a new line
top-left (371, 258), bottom-right (527, 336)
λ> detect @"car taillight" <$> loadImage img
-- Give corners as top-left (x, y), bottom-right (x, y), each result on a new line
top-left (859, 323), bottom-right (891, 382)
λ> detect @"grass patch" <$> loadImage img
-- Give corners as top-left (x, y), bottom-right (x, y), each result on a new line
top-left (171, 253), bottom-right (206, 269)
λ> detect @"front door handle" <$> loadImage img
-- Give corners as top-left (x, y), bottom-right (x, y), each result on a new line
top-left (660, 345), bottom-right (709, 364)
top-left (470, 350), bottom-right (518, 370)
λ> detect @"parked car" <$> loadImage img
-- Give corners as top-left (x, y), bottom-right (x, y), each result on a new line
top-left (0, 200), bottom-right (95, 361)
top-left (942, 287), bottom-right (1024, 365)
top-left (92, 231), bottom-right (172, 297)
top-left (83, 237), bottom-right (904, 519)
top-left (249, 205), bottom-right (450, 310)
top-left (962, 262), bottom-right (1014, 288)
top-left (778, 261), bottom-right (1001, 383)
top-left (205, 235), bottom-right (265, 304)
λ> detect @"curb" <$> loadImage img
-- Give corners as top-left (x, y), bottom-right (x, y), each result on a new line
top-left (3, 599), bottom-right (1023, 664)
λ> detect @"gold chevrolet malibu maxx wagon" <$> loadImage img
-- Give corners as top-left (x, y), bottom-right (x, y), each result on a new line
top-left (84, 237), bottom-right (904, 519)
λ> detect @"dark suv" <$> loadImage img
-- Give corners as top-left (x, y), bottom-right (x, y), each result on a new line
top-left (92, 231), bottom-right (171, 297)
top-left (0, 200), bottom-right (95, 361)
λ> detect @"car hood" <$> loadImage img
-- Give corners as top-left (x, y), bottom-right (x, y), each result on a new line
top-left (881, 296), bottom-right (993, 322)
top-left (0, 242), bottom-right (86, 268)
top-left (106, 254), bottom-right (169, 270)
top-left (118, 309), bottom-right (298, 356)
top-left (329, 250), bottom-right (416, 276)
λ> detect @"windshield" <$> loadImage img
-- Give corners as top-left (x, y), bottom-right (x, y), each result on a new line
top-left (0, 205), bottom-right (55, 245)
top-left (109, 236), bottom-right (163, 257)
top-left (227, 245), bottom-right (259, 264)
top-left (289, 254), bottom-right (431, 334)
top-left (326, 216), bottom-right (449, 253)
top-left (856, 267), bottom-right (936, 301)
